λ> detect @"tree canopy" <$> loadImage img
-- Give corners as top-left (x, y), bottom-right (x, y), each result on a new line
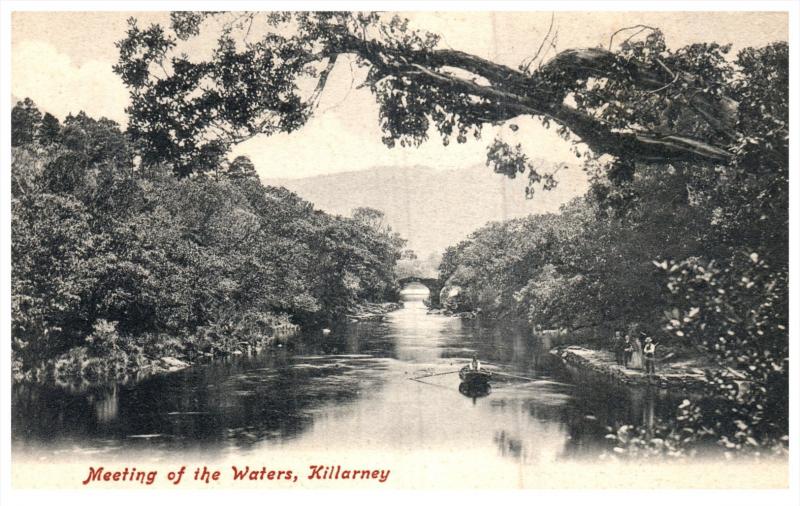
top-left (114, 13), bottom-right (768, 184)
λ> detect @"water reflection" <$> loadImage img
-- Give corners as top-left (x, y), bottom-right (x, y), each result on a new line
top-left (90, 386), bottom-right (119, 423)
top-left (13, 289), bottom-right (688, 465)
top-left (458, 382), bottom-right (491, 401)
top-left (494, 430), bottom-right (524, 460)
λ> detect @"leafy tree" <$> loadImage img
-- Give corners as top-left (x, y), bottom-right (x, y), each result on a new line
top-left (38, 112), bottom-right (61, 146)
top-left (351, 207), bottom-right (388, 232)
top-left (115, 14), bottom-right (737, 180)
top-left (42, 152), bottom-right (89, 194)
top-left (660, 253), bottom-right (787, 453)
top-left (11, 98), bottom-right (42, 147)
top-left (227, 155), bottom-right (259, 180)
top-left (62, 112), bottom-right (133, 169)
top-left (12, 193), bottom-right (97, 365)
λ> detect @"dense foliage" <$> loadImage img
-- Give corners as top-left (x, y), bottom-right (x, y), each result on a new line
top-left (11, 101), bottom-right (404, 381)
top-left (438, 166), bottom-right (709, 335)
top-left (436, 39), bottom-right (788, 456)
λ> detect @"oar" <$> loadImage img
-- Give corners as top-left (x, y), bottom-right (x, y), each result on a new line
top-left (408, 370), bottom-right (461, 381)
top-left (489, 371), bottom-right (540, 382)
top-left (408, 377), bottom-right (453, 390)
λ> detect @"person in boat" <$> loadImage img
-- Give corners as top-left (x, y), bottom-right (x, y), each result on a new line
top-left (643, 337), bottom-right (657, 375)
top-left (468, 353), bottom-right (482, 371)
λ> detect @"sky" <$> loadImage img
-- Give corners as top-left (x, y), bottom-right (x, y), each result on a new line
top-left (11, 11), bottom-right (788, 181)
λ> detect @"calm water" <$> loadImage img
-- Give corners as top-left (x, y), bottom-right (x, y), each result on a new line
top-left (12, 289), bottom-right (682, 465)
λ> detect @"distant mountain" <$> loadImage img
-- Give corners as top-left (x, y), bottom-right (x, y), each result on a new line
top-left (267, 163), bottom-right (588, 258)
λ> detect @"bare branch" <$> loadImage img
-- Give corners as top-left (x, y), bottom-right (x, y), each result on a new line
top-left (646, 71), bottom-right (681, 94)
top-left (539, 29), bottom-right (559, 70)
top-left (608, 24), bottom-right (659, 50)
top-left (654, 58), bottom-right (676, 79)
top-left (243, 14), bottom-right (255, 42)
top-left (319, 58), bottom-right (356, 115)
top-left (521, 12), bottom-right (555, 73)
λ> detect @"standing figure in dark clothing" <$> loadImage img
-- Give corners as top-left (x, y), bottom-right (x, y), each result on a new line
top-left (612, 331), bottom-right (624, 365)
top-left (623, 335), bottom-right (634, 368)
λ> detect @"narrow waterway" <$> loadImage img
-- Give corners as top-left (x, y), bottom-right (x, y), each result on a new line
top-left (13, 288), bottom-right (682, 464)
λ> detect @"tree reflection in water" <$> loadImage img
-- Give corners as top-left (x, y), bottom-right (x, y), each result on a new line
top-left (12, 294), bottom-right (700, 463)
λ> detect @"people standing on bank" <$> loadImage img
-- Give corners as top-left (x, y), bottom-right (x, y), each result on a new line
top-left (643, 337), bottom-right (657, 375)
top-left (623, 335), bottom-right (633, 367)
top-left (612, 331), bottom-right (625, 365)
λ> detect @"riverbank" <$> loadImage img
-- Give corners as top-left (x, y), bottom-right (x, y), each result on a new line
top-left (347, 301), bottom-right (404, 322)
top-left (15, 301), bottom-right (406, 388)
top-left (550, 345), bottom-right (719, 390)
top-left (425, 308), bottom-right (477, 319)
top-left (13, 321), bottom-right (301, 388)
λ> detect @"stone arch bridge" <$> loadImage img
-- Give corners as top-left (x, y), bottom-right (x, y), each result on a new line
top-left (397, 276), bottom-right (442, 306)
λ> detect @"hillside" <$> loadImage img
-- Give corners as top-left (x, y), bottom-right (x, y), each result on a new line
top-left (264, 163), bottom-right (587, 258)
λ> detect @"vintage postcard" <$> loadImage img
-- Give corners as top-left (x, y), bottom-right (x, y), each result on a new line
top-left (2, 1), bottom-right (797, 501)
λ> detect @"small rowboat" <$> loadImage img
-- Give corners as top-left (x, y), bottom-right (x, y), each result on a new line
top-left (459, 365), bottom-right (492, 386)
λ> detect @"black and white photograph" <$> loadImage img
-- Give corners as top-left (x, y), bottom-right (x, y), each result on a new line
top-left (2, 1), bottom-right (797, 497)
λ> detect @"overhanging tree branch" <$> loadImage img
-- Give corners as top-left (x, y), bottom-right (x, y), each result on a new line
top-left (331, 34), bottom-right (736, 163)
top-left (118, 13), bottom-right (744, 175)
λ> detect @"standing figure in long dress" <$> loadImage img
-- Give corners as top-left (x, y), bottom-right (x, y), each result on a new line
top-left (630, 334), bottom-right (644, 370)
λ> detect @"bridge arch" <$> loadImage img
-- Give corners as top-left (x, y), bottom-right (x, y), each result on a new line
top-left (397, 276), bottom-right (442, 306)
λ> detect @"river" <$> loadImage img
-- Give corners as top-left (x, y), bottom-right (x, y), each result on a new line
top-left (13, 288), bottom-right (761, 488)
